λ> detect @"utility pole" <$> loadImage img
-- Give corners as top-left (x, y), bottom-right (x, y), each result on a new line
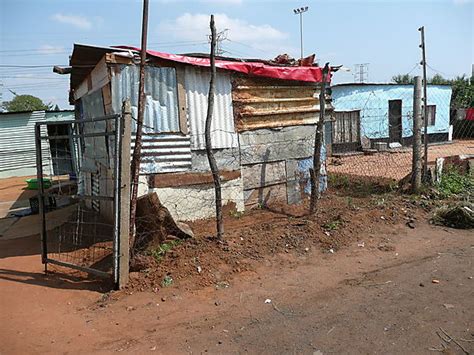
top-left (293, 6), bottom-right (309, 59)
top-left (208, 28), bottom-right (228, 56)
top-left (419, 26), bottom-right (429, 180)
top-left (129, 0), bottom-right (149, 252)
top-left (354, 63), bottom-right (369, 83)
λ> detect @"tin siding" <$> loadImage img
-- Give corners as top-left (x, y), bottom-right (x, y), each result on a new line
top-left (110, 64), bottom-right (192, 174)
top-left (0, 111), bottom-right (52, 178)
top-left (132, 134), bottom-right (192, 174)
top-left (184, 67), bottom-right (238, 150)
top-left (110, 64), bottom-right (180, 133)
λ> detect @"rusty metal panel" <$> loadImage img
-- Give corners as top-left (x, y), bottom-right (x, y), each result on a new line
top-left (184, 66), bottom-right (238, 149)
top-left (232, 77), bottom-right (332, 131)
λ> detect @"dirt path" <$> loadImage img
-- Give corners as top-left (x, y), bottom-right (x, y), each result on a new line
top-left (1, 220), bottom-right (473, 354)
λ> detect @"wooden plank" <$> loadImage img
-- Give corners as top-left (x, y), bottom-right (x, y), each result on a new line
top-left (176, 66), bottom-right (188, 134)
top-left (241, 161), bottom-right (286, 190)
top-left (74, 78), bottom-right (89, 101)
top-left (105, 53), bottom-right (134, 65)
top-left (148, 170), bottom-right (241, 188)
top-left (90, 56), bottom-right (110, 94)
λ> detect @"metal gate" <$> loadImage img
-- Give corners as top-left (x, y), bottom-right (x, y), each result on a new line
top-left (35, 112), bottom-right (131, 287)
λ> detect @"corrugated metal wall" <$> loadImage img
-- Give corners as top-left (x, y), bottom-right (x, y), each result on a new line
top-left (109, 64), bottom-right (192, 174)
top-left (0, 111), bottom-right (52, 178)
top-left (131, 134), bottom-right (192, 173)
top-left (110, 65), bottom-right (180, 133)
top-left (184, 66), bottom-right (238, 149)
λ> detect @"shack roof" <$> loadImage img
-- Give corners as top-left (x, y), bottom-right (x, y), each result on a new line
top-left (68, 43), bottom-right (330, 91)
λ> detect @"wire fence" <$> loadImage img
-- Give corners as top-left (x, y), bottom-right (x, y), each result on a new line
top-left (36, 114), bottom-right (129, 284)
top-left (327, 85), bottom-right (473, 183)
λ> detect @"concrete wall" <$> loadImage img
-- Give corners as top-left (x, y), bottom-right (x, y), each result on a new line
top-left (238, 125), bottom-right (327, 207)
top-left (149, 177), bottom-right (244, 221)
top-left (331, 84), bottom-right (452, 140)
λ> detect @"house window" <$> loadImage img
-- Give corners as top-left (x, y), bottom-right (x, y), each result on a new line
top-left (426, 105), bottom-right (436, 126)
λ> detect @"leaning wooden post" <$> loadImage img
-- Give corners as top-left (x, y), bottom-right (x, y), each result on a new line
top-left (310, 63), bottom-right (329, 214)
top-left (129, 0), bottom-right (149, 251)
top-left (118, 100), bottom-right (132, 288)
top-left (411, 76), bottom-right (422, 192)
top-left (205, 15), bottom-right (224, 238)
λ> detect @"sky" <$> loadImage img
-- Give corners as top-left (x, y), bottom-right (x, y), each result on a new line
top-left (0, 0), bottom-right (472, 109)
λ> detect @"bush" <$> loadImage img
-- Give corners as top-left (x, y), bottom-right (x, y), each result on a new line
top-left (437, 167), bottom-right (474, 198)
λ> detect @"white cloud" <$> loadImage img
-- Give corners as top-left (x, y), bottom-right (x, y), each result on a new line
top-left (158, 13), bottom-right (289, 57)
top-left (51, 13), bottom-right (92, 30)
top-left (37, 45), bottom-right (65, 55)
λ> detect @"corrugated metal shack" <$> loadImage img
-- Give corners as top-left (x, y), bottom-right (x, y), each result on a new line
top-left (67, 44), bottom-right (332, 221)
top-left (0, 110), bottom-right (75, 179)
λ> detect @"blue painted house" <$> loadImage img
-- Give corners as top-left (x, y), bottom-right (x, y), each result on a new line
top-left (329, 83), bottom-right (452, 153)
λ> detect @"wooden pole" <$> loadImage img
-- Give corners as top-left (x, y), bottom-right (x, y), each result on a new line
top-left (310, 63), bottom-right (329, 214)
top-left (205, 15), bottom-right (224, 238)
top-left (419, 26), bottom-right (429, 180)
top-left (412, 76), bottom-right (422, 192)
top-left (129, 0), bottom-right (149, 250)
top-left (118, 100), bottom-right (132, 288)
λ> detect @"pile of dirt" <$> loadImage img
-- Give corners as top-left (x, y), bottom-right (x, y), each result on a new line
top-left (124, 188), bottom-right (427, 293)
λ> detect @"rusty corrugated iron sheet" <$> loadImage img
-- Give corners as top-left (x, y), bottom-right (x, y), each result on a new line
top-left (232, 77), bottom-right (332, 131)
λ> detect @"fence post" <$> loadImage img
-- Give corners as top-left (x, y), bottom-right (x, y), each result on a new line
top-left (310, 63), bottom-right (329, 214)
top-left (205, 14), bottom-right (224, 238)
top-left (412, 76), bottom-right (423, 191)
top-left (118, 101), bottom-right (132, 288)
top-left (35, 123), bottom-right (47, 272)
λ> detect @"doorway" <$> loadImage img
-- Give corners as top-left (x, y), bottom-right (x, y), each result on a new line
top-left (388, 100), bottom-right (402, 143)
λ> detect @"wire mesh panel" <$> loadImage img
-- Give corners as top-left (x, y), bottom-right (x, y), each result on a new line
top-left (327, 84), bottom-right (473, 183)
top-left (35, 114), bottom-right (128, 283)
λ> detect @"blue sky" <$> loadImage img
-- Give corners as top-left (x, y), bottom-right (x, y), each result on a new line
top-left (1, 0), bottom-right (472, 109)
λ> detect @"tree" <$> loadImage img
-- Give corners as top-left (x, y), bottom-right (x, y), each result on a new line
top-left (2, 94), bottom-right (51, 112)
top-left (391, 73), bottom-right (473, 109)
top-left (392, 74), bottom-right (415, 84)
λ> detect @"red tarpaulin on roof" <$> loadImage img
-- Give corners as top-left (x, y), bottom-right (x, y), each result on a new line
top-left (115, 46), bottom-right (330, 83)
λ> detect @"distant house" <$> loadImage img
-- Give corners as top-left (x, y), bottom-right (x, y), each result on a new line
top-left (0, 110), bottom-right (75, 178)
top-left (329, 83), bottom-right (452, 154)
top-left (64, 44), bottom-right (333, 221)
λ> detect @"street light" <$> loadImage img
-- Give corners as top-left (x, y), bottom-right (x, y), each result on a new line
top-left (293, 6), bottom-right (309, 60)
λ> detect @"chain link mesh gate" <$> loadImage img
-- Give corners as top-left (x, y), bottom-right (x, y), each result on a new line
top-left (35, 112), bottom-right (131, 287)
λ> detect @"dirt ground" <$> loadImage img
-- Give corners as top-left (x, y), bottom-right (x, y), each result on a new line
top-left (328, 139), bottom-right (474, 180)
top-left (0, 184), bottom-right (473, 354)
